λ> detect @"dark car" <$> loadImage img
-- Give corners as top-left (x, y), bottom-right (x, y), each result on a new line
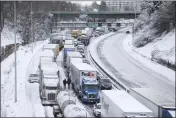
top-left (99, 78), bottom-right (112, 90)
top-left (126, 31), bottom-right (130, 34)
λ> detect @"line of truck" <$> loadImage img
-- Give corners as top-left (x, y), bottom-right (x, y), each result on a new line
top-left (37, 30), bottom-right (175, 118)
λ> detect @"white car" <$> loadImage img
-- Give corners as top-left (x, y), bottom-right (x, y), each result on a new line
top-left (28, 74), bottom-right (39, 83)
top-left (93, 103), bottom-right (101, 117)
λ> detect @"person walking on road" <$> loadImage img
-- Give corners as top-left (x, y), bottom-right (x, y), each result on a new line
top-left (67, 78), bottom-right (71, 89)
top-left (63, 79), bottom-right (67, 89)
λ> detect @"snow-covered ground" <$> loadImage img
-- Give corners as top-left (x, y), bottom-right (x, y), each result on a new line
top-left (88, 29), bottom-right (175, 102)
top-left (1, 40), bottom-right (48, 117)
top-left (123, 28), bottom-right (175, 83)
top-left (1, 25), bottom-right (22, 46)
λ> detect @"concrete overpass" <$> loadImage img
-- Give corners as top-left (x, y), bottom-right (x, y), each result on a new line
top-left (49, 11), bottom-right (140, 19)
top-left (34, 11), bottom-right (140, 21)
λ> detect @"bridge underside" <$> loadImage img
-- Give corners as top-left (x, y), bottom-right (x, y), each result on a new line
top-left (53, 13), bottom-right (139, 21)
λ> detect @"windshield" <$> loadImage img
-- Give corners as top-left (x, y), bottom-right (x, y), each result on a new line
top-left (84, 85), bottom-right (98, 91)
top-left (30, 74), bottom-right (38, 77)
top-left (97, 104), bottom-right (101, 109)
top-left (46, 86), bottom-right (57, 90)
top-left (51, 39), bottom-right (60, 44)
top-left (101, 79), bottom-right (111, 83)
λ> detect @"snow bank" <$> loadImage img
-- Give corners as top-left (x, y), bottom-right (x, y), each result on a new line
top-left (123, 31), bottom-right (175, 83)
top-left (1, 40), bottom-right (48, 117)
top-left (1, 25), bottom-right (22, 46)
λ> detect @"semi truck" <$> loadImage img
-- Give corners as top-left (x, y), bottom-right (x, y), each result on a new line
top-left (42, 44), bottom-right (60, 61)
top-left (100, 90), bottom-right (154, 117)
top-left (63, 44), bottom-right (75, 67)
top-left (39, 59), bottom-right (60, 106)
top-left (53, 91), bottom-right (90, 117)
top-left (129, 88), bottom-right (175, 118)
top-left (66, 51), bottom-right (82, 73)
top-left (53, 91), bottom-right (76, 117)
top-left (70, 62), bottom-right (100, 103)
top-left (64, 40), bottom-right (74, 45)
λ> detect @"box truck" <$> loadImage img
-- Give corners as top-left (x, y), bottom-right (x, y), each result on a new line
top-left (70, 63), bottom-right (100, 103)
top-left (101, 90), bottom-right (154, 117)
top-left (66, 51), bottom-right (82, 73)
top-left (63, 44), bottom-right (75, 67)
top-left (129, 88), bottom-right (175, 118)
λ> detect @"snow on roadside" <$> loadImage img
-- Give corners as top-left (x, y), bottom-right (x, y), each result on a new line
top-left (123, 33), bottom-right (175, 83)
top-left (1, 25), bottom-right (22, 46)
top-left (1, 40), bottom-right (49, 117)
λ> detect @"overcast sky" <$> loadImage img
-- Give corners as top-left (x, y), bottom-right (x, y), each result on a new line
top-left (71, 1), bottom-right (101, 6)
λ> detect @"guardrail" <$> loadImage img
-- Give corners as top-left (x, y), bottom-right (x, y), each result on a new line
top-left (89, 51), bottom-right (130, 93)
top-left (1, 45), bottom-right (20, 62)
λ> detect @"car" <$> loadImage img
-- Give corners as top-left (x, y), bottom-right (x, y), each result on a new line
top-left (126, 31), bottom-right (130, 34)
top-left (93, 103), bottom-right (101, 117)
top-left (83, 59), bottom-right (90, 65)
top-left (99, 78), bottom-right (112, 90)
top-left (28, 74), bottom-right (39, 83)
top-left (74, 39), bottom-right (78, 46)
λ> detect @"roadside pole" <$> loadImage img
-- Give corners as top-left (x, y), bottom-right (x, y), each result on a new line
top-left (31, 2), bottom-right (33, 53)
top-left (14, 1), bottom-right (17, 102)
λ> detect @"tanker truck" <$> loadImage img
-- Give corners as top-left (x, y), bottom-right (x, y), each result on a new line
top-left (53, 91), bottom-right (90, 117)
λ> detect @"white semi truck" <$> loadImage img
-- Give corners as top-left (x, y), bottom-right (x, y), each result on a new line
top-left (70, 62), bottom-right (100, 103)
top-left (39, 58), bottom-right (60, 106)
top-left (129, 88), bottom-right (175, 118)
top-left (101, 90), bottom-right (154, 117)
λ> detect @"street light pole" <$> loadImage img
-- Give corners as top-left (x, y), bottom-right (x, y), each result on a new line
top-left (31, 2), bottom-right (33, 53)
top-left (14, 1), bottom-right (17, 103)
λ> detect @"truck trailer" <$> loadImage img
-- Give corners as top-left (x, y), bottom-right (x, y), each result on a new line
top-left (70, 62), bottom-right (100, 103)
top-left (63, 44), bottom-right (75, 67)
top-left (53, 91), bottom-right (76, 117)
top-left (66, 51), bottom-right (82, 73)
top-left (129, 88), bottom-right (175, 118)
top-left (101, 90), bottom-right (154, 117)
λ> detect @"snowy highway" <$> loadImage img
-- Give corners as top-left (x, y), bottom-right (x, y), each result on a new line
top-left (89, 30), bottom-right (175, 102)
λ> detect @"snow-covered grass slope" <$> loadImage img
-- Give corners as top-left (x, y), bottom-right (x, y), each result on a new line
top-left (133, 28), bottom-right (175, 70)
top-left (1, 25), bottom-right (22, 46)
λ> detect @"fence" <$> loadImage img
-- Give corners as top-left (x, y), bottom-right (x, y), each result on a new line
top-left (0, 45), bottom-right (20, 62)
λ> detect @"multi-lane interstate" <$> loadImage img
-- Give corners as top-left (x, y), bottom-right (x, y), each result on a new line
top-left (89, 30), bottom-right (175, 102)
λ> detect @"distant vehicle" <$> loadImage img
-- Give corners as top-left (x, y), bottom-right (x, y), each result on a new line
top-left (28, 74), bottom-right (39, 83)
top-left (83, 59), bottom-right (90, 65)
top-left (126, 31), bottom-right (130, 34)
top-left (93, 103), bottom-right (101, 117)
top-left (73, 39), bottom-right (78, 46)
top-left (99, 78), bottom-right (112, 90)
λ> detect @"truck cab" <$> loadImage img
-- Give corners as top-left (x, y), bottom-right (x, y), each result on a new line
top-left (41, 79), bottom-right (59, 106)
top-left (80, 78), bottom-right (100, 103)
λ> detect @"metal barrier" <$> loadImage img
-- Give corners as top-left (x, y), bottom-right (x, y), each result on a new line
top-left (0, 45), bottom-right (20, 62)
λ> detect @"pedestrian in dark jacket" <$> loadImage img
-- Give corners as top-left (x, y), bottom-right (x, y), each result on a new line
top-left (67, 78), bottom-right (71, 89)
top-left (63, 79), bottom-right (67, 89)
